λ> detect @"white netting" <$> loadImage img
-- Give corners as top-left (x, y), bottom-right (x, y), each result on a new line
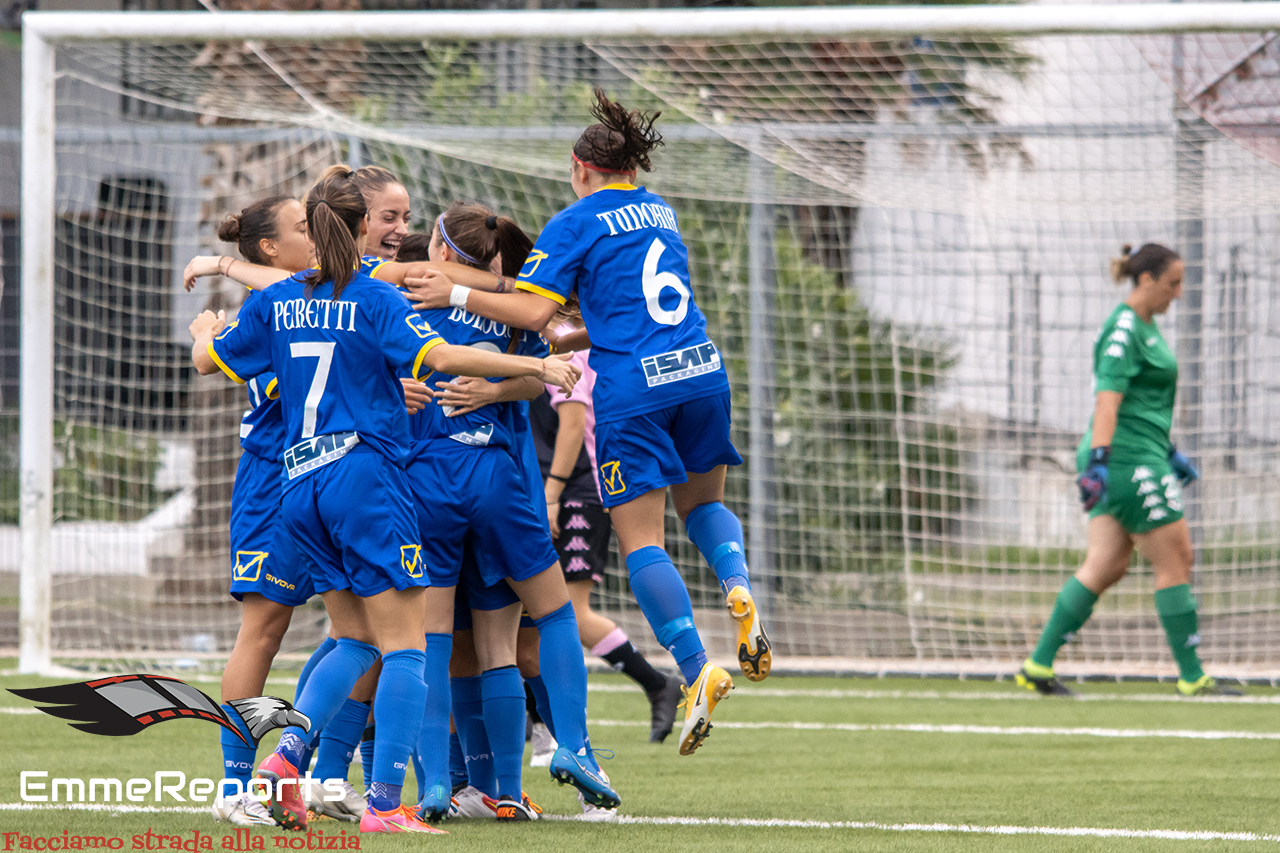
top-left (14, 13), bottom-right (1280, 676)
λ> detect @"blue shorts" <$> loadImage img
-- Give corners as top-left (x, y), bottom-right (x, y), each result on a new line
top-left (407, 443), bottom-right (559, 590)
top-left (229, 450), bottom-right (314, 607)
top-left (281, 446), bottom-right (427, 598)
top-left (451, 541), bottom-right (520, 634)
top-left (593, 391), bottom-right (742, 508)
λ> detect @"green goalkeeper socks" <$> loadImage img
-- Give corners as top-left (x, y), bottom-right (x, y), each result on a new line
top-left (1030, 578), bottom-right (1099, 669)
top-left (1154, 584), bottom-right (1205, 683)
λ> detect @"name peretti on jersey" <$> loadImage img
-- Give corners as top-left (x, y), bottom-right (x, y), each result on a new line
top-left (273, 298), bottom-right (359, 332)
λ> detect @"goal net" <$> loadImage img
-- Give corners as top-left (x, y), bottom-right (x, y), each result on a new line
top-left (14, 5), bottom-right (1280, 680)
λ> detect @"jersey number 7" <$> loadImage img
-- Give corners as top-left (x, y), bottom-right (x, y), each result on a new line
top-left (290, 342), bottom-right (335, 439)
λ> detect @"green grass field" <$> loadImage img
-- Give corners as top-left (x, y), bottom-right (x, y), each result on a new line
top-left (2, 663), bottom-right (1279, 852)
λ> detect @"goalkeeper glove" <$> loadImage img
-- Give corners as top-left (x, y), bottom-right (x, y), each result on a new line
top-left (1077, 446), bottom-right (1109, 511)
top-left (1168, 444), bottom-right (1199, 487)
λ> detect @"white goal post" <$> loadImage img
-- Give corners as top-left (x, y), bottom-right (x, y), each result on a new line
top-left (20, 3), bottom-right (1280, 676)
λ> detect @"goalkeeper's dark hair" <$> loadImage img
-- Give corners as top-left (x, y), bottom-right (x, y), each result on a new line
top-left (217, 195), bottom-right (293, 266)
top-left (572, 88), bottom-right (664, 174)
top-left (304, 165), bottom-right (367, 299)
top-left (1110, 243), bottom-right (1181, 287)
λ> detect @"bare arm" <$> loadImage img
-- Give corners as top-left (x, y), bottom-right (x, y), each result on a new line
top-left (188, 310), bottom-right (228, 375)
top-left (1091, 391), bottom-right (1123, 447)
top-left (432, 375), bottom-right (544, 417)
top-left (546, 326), bottom-right (591, 353)
top-left (184, 256), bottom-right (293, 292)
top-left (405, 270), bottom-right (561, 333)
top-left (425, 345), bottom-right (578, 393)
top-left (376, 259), bottom-right (512, 291)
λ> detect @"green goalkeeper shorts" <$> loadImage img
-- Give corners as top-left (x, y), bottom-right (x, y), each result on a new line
top-left (1083, 455), bottom-right (1184, 534)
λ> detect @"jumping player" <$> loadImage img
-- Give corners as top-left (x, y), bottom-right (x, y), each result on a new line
top-left (404, 89), bottom-right (773, 755)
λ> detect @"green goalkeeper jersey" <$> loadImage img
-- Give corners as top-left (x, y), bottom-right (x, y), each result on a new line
top-left (1078, 302), bottom-right (1176, 461)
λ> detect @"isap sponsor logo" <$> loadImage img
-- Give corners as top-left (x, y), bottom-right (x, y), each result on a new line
top-left (641, 342), bottom-right (721, 387)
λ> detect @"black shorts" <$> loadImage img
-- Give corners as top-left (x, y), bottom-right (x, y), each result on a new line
top-left (554, 500), bottom-right (611, 584)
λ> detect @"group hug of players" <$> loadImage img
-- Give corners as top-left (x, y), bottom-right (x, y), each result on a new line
top-left (185, 90), bottom-right (774, 834)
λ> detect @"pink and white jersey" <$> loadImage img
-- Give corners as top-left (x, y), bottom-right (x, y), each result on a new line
top-left (546, 324), bottom-right (599, 496)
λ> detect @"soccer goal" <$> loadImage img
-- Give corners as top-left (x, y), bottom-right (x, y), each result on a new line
top-left (16, 4), bottom-right (1280, 680)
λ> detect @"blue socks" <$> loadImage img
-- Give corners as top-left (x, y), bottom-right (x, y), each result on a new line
top-left (448, 730), bottom-right (466, 790)
top-left (451, 675), bottom-right (494, 796)
top-left (360, 728), bottom-right (375, 791)
top-left (626, 546), bottom-right (708, 686)
top-left (293, 637), bottom-right (338, 773)
top-left (219, 704), bottom-right (256, 797)
top-left (416, 632), bottom-right (453, 805)
top-left (685, 502), bottom-right (750, 595)
top-left (367, 648), bottom-right (427, 813)
top-left (525, 673), bottom-right (556, 741)
top-left (533, 602), bottom-right (589, 755)
top-left (312, 698), bottom-right (368, 783)
top-left (481, 666), bottom-right (526, 800)
top-left (277, 638), bottom-right (379, 769)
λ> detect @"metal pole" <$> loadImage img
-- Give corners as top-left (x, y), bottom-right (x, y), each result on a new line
top-left (19, 25), bottom-right (56, 675)
top-left (746, 146), bottom-right (777, 614)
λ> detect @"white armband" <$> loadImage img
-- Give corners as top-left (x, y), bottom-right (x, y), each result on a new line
top-left (449, 285), bottom-right (472, 309)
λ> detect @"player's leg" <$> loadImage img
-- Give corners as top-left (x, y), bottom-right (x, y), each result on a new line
top-left (1018, 515), bottom-right (1133, 695)
top-left (1135, 518), bottom-right (1237, 695)
top-left (413, 584), bottom-right (455, 821)
top-left (559, 499), bottom-right (680, 743)
top-left (448, 626), bottom-right (494, 818)
top-left (472, 600), bottom-right (537, 820)
top-left (515, 627), bottom-right (557, 765)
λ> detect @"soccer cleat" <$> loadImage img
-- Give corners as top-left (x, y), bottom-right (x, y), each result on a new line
top-left (485, 793), bottom-right (541, 822)
top-left (529, 721), bottom-right (557, 767)
top-left (678, 662), bottom-right (734, 756)
top-left (306, 779), bottom-right (365, 823)
top-left (727, 585), bottom-right (772, 682)
top-left (1015, 659), bottom-right (1075, 697)
top-left (549, 746), bottom-right (621, 810)
top-left (416, 783), bottom-right (451, 824)
top-left (211, 792), bottom-right (276, 827)
top-left (577, 789), bottom-right (619, 822)
top-left (255, 752), bottom-right (307, 831)
top-left (449, 785), bottom-right (497, 818)
top-left (359, 804), bottom-right (449, 834)
top-left (1176, 675), bottom-right (1244, 697)
top-left (647, 673), bottom-right (683, 744)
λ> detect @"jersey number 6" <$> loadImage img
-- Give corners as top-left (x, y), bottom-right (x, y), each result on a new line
top-left (643, 238), bottom-right (690, 326)
top-left (290, 341), bottom-right (335, 439)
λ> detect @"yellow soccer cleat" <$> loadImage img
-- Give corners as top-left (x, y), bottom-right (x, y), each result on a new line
top-left (727, 585), bottom-right (772, 682)
top-left (677, 662), bottom-right (734, 756)
top-left (1176, 674), bottom-right (1243, 697)
top-left (1014, 658), bottom-right (1075, 697)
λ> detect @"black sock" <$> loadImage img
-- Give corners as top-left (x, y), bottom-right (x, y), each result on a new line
top-left (602, 641), bottom-right (668, 695)
top-left (524, 681), bottom-right (542, 724)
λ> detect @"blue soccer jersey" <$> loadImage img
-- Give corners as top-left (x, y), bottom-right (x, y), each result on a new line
top-left (516, 184), bottom-right (728, 423)
top-left (405, 305), bottom-right (548, 455)
top-left (208, 270), bottom-right (444, 478)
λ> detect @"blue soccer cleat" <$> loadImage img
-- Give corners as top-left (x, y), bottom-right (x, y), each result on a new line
top-left (549, 746), bottom-right (620, 810)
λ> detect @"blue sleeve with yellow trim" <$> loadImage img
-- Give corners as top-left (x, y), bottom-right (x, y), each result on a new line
top-left (208, 292), bottom-right (273, 386)
top-left (371, 287), bottom-right (446, 382)
top-left (516, 208), bottom-right (589, 306)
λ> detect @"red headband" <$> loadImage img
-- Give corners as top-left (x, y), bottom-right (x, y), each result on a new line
top-left (572, 152), bottom-right (633, 176)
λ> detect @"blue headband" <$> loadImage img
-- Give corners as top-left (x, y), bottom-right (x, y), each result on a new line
top-left (437, 214), bottom-right (480, 266)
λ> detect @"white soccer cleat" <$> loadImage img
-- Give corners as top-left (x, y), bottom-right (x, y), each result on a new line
top-left (576, 767), bottom-right (617, 822)
top-left (448, 785), bottom-right (497, 819)
top-left (211, 792), bottom-right (276, 827)
top-left (529, 722), bottom-right (557, 768)
top-left (306, 778), bottom-right (366, 823)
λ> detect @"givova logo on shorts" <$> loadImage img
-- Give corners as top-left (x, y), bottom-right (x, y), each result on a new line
top-left (400, 544), bottom-right (423, 578)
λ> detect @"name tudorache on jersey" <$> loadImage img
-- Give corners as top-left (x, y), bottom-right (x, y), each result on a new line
top-left (208, 270), bottom-right (444, 478)
top-left (516, 184), bottom-right (729, 423)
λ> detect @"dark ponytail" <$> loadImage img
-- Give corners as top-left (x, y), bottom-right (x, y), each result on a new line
top-left (217, 195), bottom-right (292, 266)
top-left (304, 165), bottom-right (367, 299)
top-left (1111, 243), bottom-right (1180, 287)
top-left (572, 88), bottom-right (664, 174)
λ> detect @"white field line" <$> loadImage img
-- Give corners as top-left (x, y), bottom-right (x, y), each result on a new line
top-left (2, 803), bottom-right (1276, 843)
top-left (589, 718), bottom-right (1280, 740)
top-left (586, 683), bottom-right (1280, 704)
